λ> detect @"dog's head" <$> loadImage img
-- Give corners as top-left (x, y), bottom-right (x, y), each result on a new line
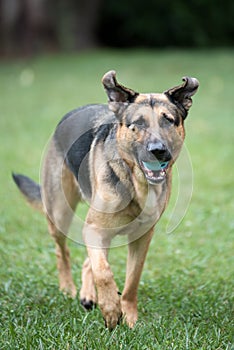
top-left (102, 71), bottom-right (199, 185)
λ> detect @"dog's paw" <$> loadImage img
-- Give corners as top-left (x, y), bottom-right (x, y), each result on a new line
top-left (123, 313), bottom-right (137, 328)
top-left (79, 286), bottom-right (97, 311)
top-left (80, 298), bottom-right (96, 311)
top-left (60, 283), bottom-right (77, 299)
top-left (103, 309), bottom-right (122, 330)
top-left (99, 293), bottom-right (122, 330)
top-left (121, 299), bottom-right (138, 328)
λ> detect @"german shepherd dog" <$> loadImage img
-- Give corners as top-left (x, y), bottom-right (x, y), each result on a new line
top-left (13, 71), bottom-right (199, 329)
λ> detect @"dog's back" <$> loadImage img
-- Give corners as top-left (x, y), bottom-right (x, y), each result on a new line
top-left (13, 103), bottom-right (113, 204)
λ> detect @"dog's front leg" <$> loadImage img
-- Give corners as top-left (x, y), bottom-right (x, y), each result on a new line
top-left (84, 226), bottom-right (122, 329)
top-left (121, 228), bottom-right (154, 328)
top-left (87, 245), bottom-right (122, 329)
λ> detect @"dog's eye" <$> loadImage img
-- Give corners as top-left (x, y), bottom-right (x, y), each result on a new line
top-left (162, 113), bottom-right (175, 124)
top-left (127, 116), bottom-right (147, 131)
top-left (132, 116), bottom-right (147, 129)
top-left (134, 116), bottom-right (146, 127)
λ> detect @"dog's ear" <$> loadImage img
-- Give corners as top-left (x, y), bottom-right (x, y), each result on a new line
top-left (164, 77), bottom-right (199, 118)
top-left (102, 70), bottom-right (139, 116)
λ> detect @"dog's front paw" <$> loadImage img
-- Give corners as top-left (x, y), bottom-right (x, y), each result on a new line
top-left (99, 293), bottom-right (122, 330)
top-left (121, 299), bottom-right (138, 328)
top-left (123, 312), bottom-right (138, 328)
top-left (60, 282), bottom-right (77, 299)
top-left (104, 309), bottom-right (122, 330)
top-left (103, 308), bottom-right (122, 330)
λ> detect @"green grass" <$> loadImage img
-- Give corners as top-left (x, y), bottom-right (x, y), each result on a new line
top-left (0, 49), bottom-right (234, 349)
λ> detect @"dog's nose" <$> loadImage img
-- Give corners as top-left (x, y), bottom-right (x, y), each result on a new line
top-left (147, 141), bottom-right (171, 161)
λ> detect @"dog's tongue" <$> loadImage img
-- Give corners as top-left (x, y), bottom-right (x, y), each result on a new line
top-left (142, 161), bottom-right (168, 171)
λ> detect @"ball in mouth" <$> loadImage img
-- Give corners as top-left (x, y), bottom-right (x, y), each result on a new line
top-left (140, 160), bottom-right (169, 184)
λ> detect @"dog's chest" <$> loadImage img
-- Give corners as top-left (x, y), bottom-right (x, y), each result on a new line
top-left (121, 185), bottom-right (166, 238)
top-left (137, 185), bottom-right (166, 219)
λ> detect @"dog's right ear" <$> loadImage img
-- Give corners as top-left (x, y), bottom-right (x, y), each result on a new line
top-left (102, 70), bottom-right (139, 116)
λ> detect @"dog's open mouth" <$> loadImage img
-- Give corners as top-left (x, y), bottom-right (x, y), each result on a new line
top-left (140, 160), bottom-right (169, 184)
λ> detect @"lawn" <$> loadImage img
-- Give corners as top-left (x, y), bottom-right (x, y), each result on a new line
top-left (0, 49), bottom-right (233, 349)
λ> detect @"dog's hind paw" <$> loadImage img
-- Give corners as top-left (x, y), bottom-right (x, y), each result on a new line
top-left (80, 298), bottom-right (96, 311)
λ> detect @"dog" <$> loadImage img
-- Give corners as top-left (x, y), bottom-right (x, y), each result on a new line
top-left (13, 71), bottom-right (199, 329)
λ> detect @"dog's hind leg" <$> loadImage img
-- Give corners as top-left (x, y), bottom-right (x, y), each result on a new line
top-left (47, 217), bottom-right (77, 298)
top-left (42, 149), bottom-right (80, 298)
top-left (80, 257), bottom-right (97, 310)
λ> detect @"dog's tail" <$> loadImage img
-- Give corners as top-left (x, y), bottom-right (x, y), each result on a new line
top-left (12, 173), bottom-right (44, 213)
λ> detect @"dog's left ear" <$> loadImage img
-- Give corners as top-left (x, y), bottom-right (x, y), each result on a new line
top-left (164, 77), bottom-right (199, 118)
top-left (102, 70), bottom-right (139, 116)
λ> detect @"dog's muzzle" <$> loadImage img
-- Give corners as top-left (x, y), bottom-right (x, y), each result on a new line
top-left (147, 141), bottom-right (171, 162)
top-left (139, 141), bottom-right (172, 185)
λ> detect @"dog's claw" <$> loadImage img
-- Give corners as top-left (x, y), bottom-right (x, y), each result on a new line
top-left (80, 298), bottom-right (96, 311)
top-left (117, 313), bottom-right (123, 325)
top-left (104, 312), bottom-right (122, 331)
